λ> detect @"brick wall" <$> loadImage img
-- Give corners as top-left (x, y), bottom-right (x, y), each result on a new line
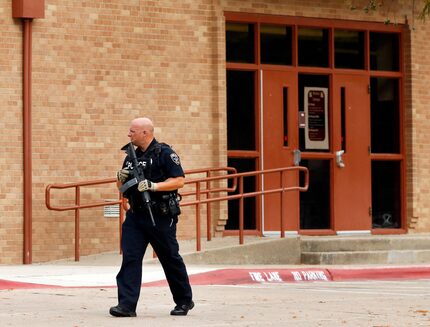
top-left (408, 16), bottom-right (430, 232)
top-left (1, 0), bottom-right (227, 263)
top-left (29, 0), bottom-right (226, 263)
top-left (0, 1), bottom-right (24, 264)
top-left (1, 0), bottom-right (429, 263)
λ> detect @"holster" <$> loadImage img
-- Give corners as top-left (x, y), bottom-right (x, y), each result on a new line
top-left (155, 193), bottom-right (181, 217)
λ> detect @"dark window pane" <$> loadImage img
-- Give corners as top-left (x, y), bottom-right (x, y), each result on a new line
top-left (340, 87), bottom-right (346, 152)
top-left (370, 78), bottom-right (400, 153)
top-left (300, 159), bottom-right (331, 229)
top-left (227, 70), bottom-right (256, 150)
top-left (226, 158), bottom-right (256, 230)
top-left (372, 161), bottom-right (401, 228)
top-left (298, 28), bottom-right (329, 67)
top-left (283, 87), bottom-right (289, 146)
top-left (334, 29), bottom-right (365, 69)
top-left (260, 24), bottom-right (292, 65)
top-left (298, 74), bottom-right (330, 152)
top-left (370, 32), bottom-right (399, 71)
top-left (226, 22), bottom-right (255, 63)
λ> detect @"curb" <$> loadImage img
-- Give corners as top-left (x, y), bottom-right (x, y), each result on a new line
top-left (0, 279), bottom-right (57, 289)
top-left (143, 266), bottom-right (430, 287)
top-left (2, 266), bottom-right (430, 290)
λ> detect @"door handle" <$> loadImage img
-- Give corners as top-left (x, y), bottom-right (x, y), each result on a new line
top-left (293, 149), bottom-right (301, 166)
top-left (335, 150), bottom-right (345, 168)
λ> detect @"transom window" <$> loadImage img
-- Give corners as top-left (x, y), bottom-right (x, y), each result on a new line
top-left (225, 21), bottom-right (401, 71)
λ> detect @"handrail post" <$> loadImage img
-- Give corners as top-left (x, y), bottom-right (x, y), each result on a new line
top-left (206, 170), bottom-right (211, 241)
top-left (280, 170), bottom-right (285, 238)
top-left (239, 176), bottom-right (244, 245)
top-left (196, 181), bottom-right (201, 251)
top-left (75, 186), bottom-right (80, 261)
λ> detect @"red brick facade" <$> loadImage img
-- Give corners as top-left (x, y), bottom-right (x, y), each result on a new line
top-left (1, 0), bottom-right (429, 263)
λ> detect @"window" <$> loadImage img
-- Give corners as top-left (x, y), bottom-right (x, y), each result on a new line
top-left (227, 70), bottom-right (256, 150)
top-left (226, 22), bottom-right (255, 63)
top-left (370, 78), bottom-right (400, 153)
top-left (260, 24), bottom-right (292, 65)
top-left (334, 29), bottom-right (365, 69)
top-left (283, 87), bottom-right (289, 146)
top-left (226, 158), bottom-right (257, 230)
top-left (372, 161), bottom-right (401, 228)
top-left (370, 32), bottom-right (400, 71)
top-left (298, 74), bottom-right (330, 152)
top-left (300, 160), bottom-right (331, 229)
top-left (298, 28), bottom-right (329, 67)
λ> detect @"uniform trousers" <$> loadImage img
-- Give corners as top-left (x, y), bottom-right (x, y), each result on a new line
top-left (116, 209), bottom-right (193, 311)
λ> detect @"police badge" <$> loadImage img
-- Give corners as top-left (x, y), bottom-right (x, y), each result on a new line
top-left (170, 153), bottom-right (181, 165)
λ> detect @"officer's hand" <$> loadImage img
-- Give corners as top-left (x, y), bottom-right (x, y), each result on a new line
top-left (116, 169), bottom-right (129, 183)
top-left (138, 179), bottom-right (157, 192)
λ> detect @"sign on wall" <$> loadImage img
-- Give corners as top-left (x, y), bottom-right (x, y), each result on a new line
top-left (304, 87), bottom-right (329, 150)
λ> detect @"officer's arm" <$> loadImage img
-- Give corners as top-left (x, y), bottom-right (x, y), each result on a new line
top-left (153, 176), bottom-right (185, 192)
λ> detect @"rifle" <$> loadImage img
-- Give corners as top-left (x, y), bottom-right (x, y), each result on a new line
top-left (119, 142), bottom-right (156, 226)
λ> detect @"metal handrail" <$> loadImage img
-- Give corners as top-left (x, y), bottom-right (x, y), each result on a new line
top-left (45, 178), bottom-right (125, 262)
top-left (45, 166), bottom-right (309, 261)
top-left (181, 166), bottom-right (238, 243)
top-left (181, 166), bottom-right (309, 250)
top-left (45, 167), bottom-right (237, 261)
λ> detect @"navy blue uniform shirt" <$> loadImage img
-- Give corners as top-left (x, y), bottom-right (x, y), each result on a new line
top-left (121, 139), bottom-right (184, 208)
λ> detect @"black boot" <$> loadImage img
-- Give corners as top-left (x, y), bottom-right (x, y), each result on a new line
top-left (109, 305), bottom-right (137, 317)
top-left (170, 301), bottom-right (195, 316)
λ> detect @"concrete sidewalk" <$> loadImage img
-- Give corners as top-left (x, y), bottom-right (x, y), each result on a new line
top-left (1, 252), bottom-right (430, 327)
top-left (1, 251), bottom-right (430, 289)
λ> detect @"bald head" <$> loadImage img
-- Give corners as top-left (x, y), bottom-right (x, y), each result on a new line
top-left (128, 117), bottom-right (155, 150)
top-left (132, 117), bottom-right (154, 133)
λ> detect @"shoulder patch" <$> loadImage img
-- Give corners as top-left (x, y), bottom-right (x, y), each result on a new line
top-left (170, 153), bottom-right (181, 165)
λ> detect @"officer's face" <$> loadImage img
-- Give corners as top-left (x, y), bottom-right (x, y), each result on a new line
top-left (128, 127), bottom-right (144, 142)
top-left (128, 123), bottom-right (148, 148)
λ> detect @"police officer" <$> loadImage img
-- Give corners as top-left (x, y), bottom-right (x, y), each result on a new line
top-left (109, 117), bottom-right (194, 317)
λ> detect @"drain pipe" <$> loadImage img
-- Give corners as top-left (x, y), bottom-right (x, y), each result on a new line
top-left (12, 0), bottom-right (44, 264)
top-left (23, 18), bottom-right (32, 264)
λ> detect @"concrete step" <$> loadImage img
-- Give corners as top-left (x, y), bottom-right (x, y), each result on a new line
top-left (179, 234), bottom-right (430, 265)
top-left (301, 249), bottom-right (430, 265)
top-left (300, 234), bottom-right (430, 265)
top-left (72, 234), bottom-right (430, 266)
top-left (181, 237), bottom-right (301, 265)
top-left (301, 234), bottom-right (430, 252)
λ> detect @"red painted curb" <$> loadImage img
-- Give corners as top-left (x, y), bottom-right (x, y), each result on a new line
top-left (2, 267), bottom-right (430, 290)
top-left (0, 279), bottom-right (58, 290)
top-left (143, 267), bottom-right (430, 287)
top-left (143, 268), bottom-right (333, 287)
top-left (329, 267), bottom-right (430, 281)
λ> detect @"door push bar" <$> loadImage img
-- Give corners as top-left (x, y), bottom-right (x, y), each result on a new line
top-left (336, 150), bottom-right (345, 168)
top-left (293, 149), bottom-right (301, 166)
top-left (293, 149), bottom-right (345, 168)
